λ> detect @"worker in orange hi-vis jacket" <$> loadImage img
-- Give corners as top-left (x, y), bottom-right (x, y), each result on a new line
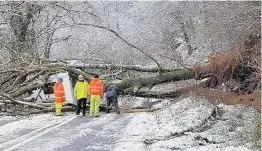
top-left (88, 73), bottom-right (104, 117)
top-left (53, 75), bottom-right (65, 116)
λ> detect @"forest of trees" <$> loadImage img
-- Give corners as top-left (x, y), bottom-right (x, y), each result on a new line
top-left (0, 1), bottom-right (260, 113)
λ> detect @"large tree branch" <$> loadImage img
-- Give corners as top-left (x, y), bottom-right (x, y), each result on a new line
top-left (0, 93), bottom-right (48, 110)
top-left (69, 61), bottom-right (174, 73)
top-left (159, 55), bottom-right (193, 70)
top-left (239, 18), bottom-right (260, 36)
top-left (124, 87), bottom-right (186, 99)
top-left (75, 23), bottom-right (163, 73)
top-left (114, 69), bottom-right (196, 91)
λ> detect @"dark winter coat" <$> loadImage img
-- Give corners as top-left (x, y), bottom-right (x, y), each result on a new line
top-left (106, 86), bottom-right (118, 98)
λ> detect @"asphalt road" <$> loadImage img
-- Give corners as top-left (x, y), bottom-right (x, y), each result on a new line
top-left (1, 97), bottom-right (257, 151)
top-left (0, 113), bottom-right (133, 151)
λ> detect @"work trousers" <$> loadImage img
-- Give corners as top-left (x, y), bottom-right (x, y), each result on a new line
top-left (106, 96), bottom-right (120, 114)
top-left (55, 103), bottom-right (62, 116)
top-left (89, 95), bottom-right (101, 117)
top-left (76, 98), bottom-right (87, 115)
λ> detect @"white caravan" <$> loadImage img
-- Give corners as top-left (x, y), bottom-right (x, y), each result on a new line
top-left (28, 72), bottom-right (76, 105)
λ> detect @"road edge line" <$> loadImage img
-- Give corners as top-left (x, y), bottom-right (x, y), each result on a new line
top-left (3, 116), bottom-right (76, 151)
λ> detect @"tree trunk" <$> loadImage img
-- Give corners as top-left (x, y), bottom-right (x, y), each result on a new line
top-left (114, 69), bottom-right (195, 92)
top-left (70, 62), bottom-right (174, 73)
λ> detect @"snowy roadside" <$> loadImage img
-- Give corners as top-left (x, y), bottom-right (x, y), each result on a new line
top-left (113, 97), bottom-right (260, 151)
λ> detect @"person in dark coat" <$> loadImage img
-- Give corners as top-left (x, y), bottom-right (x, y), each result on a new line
top-left (106, 85), bottom-right (120, 114)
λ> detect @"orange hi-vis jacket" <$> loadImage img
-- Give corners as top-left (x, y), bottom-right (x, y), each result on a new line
top-left (53, 81), bottom-right (65, 103)
top-left (88, 78), bottom-right (104, 96)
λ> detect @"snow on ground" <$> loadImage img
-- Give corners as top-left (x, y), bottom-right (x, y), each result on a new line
top-left (151, 97), bottom-right (215, 138)
top-left (113, 97), bottom-right (259, 151)
top-left (15, 113), bottom-right (123, 151)
top-left (113, 113), bottom-right (155, 151)
top-left (150, 79), bottom-right (198, 93)
top-left (111, 97), bottom-right (215, 151)
top-left (184, 145), bottom-right (253, 151)
top-left (0, 96), bottom-right (259, 151)
top-left (0, 114), bottom-right (74, 143)
top-left (118, 96), bottom-right (167, 110)
top-left (0, 115), bottom-right (21, 126)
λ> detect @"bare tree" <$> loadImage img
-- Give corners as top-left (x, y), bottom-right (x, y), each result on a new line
top-left (0, 2), bottom-right (42, 64)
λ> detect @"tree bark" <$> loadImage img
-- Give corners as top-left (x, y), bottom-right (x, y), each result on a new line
top-left (0, 93), bottom-right (48, 110)
top-left (70, 63), bottom-right (174, 73)
top-left (114, 69), bottom-right (195, 91)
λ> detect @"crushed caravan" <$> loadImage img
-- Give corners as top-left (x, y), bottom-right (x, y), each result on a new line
top-left (26, 72), bottom-right (76, 105)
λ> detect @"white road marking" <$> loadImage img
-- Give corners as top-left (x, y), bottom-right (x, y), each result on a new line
top-left (0, 122), bottom-right (58, 149)
top-left (3, 116), bottom-right (76, 151)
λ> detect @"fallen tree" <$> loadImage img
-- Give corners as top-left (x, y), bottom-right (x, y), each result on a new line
top-left (0, 61), bottom-right (196, 97)
top-left (0, 34), bottom-right (260, 115)
top-left (0, 60), bottom-right (198, 114)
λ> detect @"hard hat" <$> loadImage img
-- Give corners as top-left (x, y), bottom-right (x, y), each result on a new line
top-left (57, 75), bottom-right (63, 82)
top-left (94, 73), bottom-right (99, 78)
top-left (78, 75), bottom-right (84, 80)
